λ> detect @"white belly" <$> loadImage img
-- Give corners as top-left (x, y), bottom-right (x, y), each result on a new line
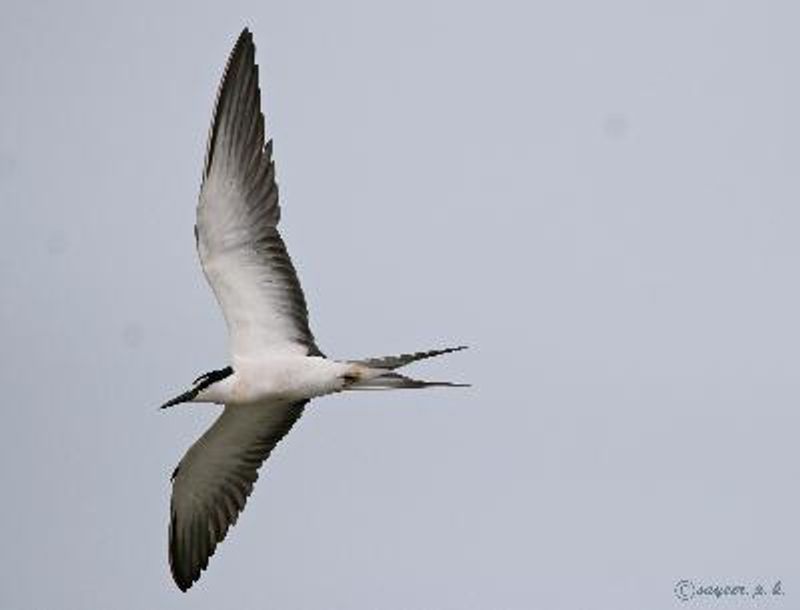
top-left (232, 356), bottom-right (349, 403)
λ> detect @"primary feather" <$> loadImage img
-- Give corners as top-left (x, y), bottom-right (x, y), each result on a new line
top-left (169, 400), bottom-right (306, 591)
top-left (197, 29), bottom-right (322, 361)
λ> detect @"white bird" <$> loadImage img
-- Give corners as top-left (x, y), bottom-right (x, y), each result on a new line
top-left (160, 28), bottom-right (467, 592)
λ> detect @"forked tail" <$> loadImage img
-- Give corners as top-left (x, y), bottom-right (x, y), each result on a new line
top-left (347, 346), bottom-right (469, 390)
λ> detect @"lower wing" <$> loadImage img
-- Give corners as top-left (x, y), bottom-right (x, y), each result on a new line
top-left (168, 399), bottom-right (307, 591)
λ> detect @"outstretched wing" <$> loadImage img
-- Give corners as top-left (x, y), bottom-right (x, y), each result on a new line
top-left (168, 400), bottom-right (307, 591)
top-left (197, 28), bottom-right (322, 360)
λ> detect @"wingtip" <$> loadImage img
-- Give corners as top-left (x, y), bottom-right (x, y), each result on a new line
top-left (171, 564), bottom-right (197, 593)
top-left (169, 511), bottom-right (200, 592)
top-left (226, 28), bottom-right (254, 66)
top-left (236, 27), bottom-right (254, 46)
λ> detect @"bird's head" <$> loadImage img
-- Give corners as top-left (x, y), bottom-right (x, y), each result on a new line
top-left (159, 366), bottom-right (234, 409)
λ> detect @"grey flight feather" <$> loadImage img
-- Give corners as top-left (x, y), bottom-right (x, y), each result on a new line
top-left (169, 400), bottom-right (307, 592)
top-left (197, 28), bottom-right (323, 359)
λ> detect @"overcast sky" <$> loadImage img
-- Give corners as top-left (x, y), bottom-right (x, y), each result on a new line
top-left (2, 1), bottom-right (800, 609)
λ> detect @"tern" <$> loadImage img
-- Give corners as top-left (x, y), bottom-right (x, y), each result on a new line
top-left (159, 28), bottom-right (467, 591)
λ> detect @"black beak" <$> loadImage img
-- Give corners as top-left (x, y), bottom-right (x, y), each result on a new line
top-left (159, 390), bottom-right (196, 410)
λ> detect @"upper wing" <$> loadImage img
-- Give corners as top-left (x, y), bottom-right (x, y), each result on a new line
top-left (197, 28), bottom-right (322, 360)
top-left (168, 400), bottom-right (307, 591)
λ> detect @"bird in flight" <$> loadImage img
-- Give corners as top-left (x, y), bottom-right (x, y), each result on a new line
top-left (160, 28), bottom-right (467, 592)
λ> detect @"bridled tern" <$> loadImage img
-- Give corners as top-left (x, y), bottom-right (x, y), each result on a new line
top-left (160, 28), bottom-right (467, 592)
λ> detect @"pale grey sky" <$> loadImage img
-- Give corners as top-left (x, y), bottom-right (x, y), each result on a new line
top-left (2, 1), bottom-right (800, 608)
